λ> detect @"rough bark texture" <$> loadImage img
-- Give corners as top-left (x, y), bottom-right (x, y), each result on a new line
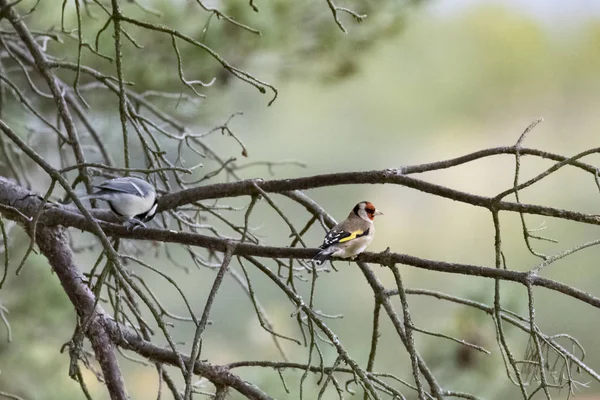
top-left (0, 177), bottom-right (272, 399)
top-left (35, 225), bottom-right (129, 400)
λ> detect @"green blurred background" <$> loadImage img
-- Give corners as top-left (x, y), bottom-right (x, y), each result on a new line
top-left (3, 0), bottom-right (600, 399)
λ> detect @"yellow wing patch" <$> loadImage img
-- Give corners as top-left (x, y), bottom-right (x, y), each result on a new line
top-left (338, 230), bottom-right (364, 243)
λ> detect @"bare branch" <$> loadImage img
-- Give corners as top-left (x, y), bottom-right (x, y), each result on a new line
top-left (0, 4), bottom-right (598, 396)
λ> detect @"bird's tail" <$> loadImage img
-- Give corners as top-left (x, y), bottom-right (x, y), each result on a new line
top-left (312, 248), bottom-right (334, 265)
top-left (79, 193), bottom-right (108, 201)
top-left (78, 194), bottom-right (96, 201)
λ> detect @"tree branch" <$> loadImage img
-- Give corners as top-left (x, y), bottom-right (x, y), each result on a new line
top-left (34, 224), bottom-right (129, 400)
top-left (0, 0), bottom-right (93, 192)
top-left (2, 137), bottom-right (600, 398)
top-left (1, 176), bottom-right (599, 311)
top-left (157, 167), bottom-right (600, 227)
top-left (30, 220), bottom-right (272, 400)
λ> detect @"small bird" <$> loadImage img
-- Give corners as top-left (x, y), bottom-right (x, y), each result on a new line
top-left (313, 201), bottom-right (383, 264)
top-left (79, 177), bottom-right (158, 227)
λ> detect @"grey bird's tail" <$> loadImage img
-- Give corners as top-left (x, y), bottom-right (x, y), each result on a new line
top-left (312, 248), bottom-right (334, 265)
top-left (78, 192), bottom-right (113, 202)
top-left (79, 194), bottom-right (99, 201)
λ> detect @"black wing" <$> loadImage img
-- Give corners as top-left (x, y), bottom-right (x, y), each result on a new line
top-left (319, 228), bottom-right (370, 249)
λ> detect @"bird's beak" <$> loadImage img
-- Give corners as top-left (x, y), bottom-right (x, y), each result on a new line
top-left (374, 210), bottom-right (383, 216)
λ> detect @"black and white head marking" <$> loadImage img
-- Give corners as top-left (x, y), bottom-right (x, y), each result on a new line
top-left (138, 199), bottom-right (158, 222)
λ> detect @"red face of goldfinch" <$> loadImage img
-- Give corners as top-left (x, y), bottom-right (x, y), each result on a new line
top-left (353, 201), bottom-right (383, 221)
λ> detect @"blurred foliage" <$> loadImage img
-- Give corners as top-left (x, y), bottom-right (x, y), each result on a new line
top-left (211, 4), bottom-right (600, 398)
top-left (0, 230), bottom-right (85, 399)
top-left (17, 0), bottom-right (422, 106)
top-left (4, 1), bottom-right (600, 399)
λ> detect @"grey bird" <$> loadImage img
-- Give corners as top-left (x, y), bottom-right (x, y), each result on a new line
top-left (80, 177), bottom-right (158, 227)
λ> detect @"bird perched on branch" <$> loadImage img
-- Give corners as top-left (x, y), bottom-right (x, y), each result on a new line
top-left (313, 201), bottom-right (383, 264)
top-left (79, 177), bottom-right (158, 227)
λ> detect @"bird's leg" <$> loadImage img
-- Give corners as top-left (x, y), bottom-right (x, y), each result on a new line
top-left (329, 261), bottom-right (339, 272)
top-left (125, 218), bottom-right (146, 231)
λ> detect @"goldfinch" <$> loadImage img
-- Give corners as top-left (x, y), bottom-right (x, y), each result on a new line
top-left (313, 201), bottom-right (383, 264)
